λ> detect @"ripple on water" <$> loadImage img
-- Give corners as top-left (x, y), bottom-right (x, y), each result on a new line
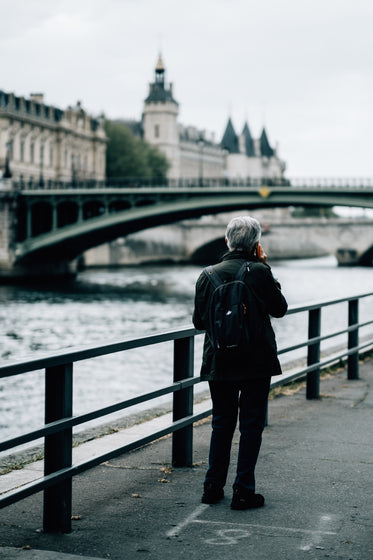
top-left (0, 257), bottom-right (372, 439)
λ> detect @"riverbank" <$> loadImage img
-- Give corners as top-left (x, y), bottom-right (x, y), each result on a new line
top-left (1, 354), bottom-right (372, 559)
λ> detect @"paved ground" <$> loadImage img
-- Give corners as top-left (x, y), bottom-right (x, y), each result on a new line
top-left (0, 358), bottom-right (372, 560)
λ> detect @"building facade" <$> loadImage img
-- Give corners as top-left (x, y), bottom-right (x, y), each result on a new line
top-left (0, 92), bottom-right (107, 185)
top-left (142, 55), bottom-right (286, 182)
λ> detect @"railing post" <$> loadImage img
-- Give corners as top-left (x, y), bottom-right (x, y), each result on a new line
top-left (43, 363), bottom-right (73, 533)
top-left (172, 336), bottom-right (194, 467)
top-left (348, 299), bottom-right (359, 380)
top-left (306, 308), bottom-right (321, 399)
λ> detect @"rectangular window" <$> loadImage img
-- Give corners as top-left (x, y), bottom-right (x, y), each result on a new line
top-left (8, 140), bottom-right (13, 159)
top-left (20, 141), bottom-right (25, 162)
top-left (30, 143), bottom-right (34, 163)
top-left (154, 124), bottom-right (160, 138)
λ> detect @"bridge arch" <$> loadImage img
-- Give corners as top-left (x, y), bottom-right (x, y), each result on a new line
top-left (109, 199), bottom-right (131, 213)
top-left (189, 238), bottom-right (227, 264)
top-left (57, 200), bottom-right (79, 227)
top-left (82, 200), bottom-right (105, 220)
top-left (31, 201), bottom-right (53, 237)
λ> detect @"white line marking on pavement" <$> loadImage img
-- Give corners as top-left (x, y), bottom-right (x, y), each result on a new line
top-left (300, 514), bottom-right (337, 551)
top-left (194, 518), bottom-right (337, 536)
top-left (166, 505), bottom-right (338, 545)
top-left (166, 504), bottom-right (209, 537)
top-left (205, 528), bottom-right (251, 546)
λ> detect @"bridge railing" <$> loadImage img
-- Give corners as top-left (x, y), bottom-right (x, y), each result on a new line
top-left (0, 292), bottom-right (372, 531)
top-left (11, 176), bottom-right (373, 190)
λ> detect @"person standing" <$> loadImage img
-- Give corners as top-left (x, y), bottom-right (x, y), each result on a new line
top-left (193, 216), bottom-right (287, 509)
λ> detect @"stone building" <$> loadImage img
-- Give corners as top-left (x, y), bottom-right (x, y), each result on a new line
top-left (0, 91), bottom-right (106, 185)
top-left (142, 55), bottom-right (225, 180)
top-left (221, 118), bottom-right (286, 181)
top-left (141, 55), bottom-right (286, 182)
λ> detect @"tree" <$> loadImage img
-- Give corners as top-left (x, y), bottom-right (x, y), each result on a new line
top-left (104, 120), bottom-right (169, 179)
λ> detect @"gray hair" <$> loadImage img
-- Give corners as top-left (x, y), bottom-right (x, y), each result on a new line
top-left (225, 216), bottom-right (261, 253)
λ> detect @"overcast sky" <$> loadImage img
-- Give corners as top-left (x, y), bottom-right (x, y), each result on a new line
top-left (1, 0), bottom-right (372, 178)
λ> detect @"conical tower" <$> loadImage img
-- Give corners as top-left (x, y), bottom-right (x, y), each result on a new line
top-left (259, 127), bottom-right (275, 157)
top-left (221, 118), bottom-right (239, 153)
top-left (242, 122), bottom-right (255, 157)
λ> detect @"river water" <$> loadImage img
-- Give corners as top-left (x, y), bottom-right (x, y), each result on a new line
top-left (1, 255), bottom-right (372, 442)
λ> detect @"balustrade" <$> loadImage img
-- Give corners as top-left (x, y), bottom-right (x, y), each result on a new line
top-left (0, 293), bottom-right (372, 532)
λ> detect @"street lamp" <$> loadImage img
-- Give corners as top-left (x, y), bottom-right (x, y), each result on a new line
top-left (71, 154), bottom-right (76, 186)
top-left (198, 135), bottom-right (204, 187)
top-left (4, 140), bottom-right (12, 178)
top-left (39, 145), bottom-right (44, 187)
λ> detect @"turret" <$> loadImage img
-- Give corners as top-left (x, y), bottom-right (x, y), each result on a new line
top-left (143, 55), bottom-right (180, 178)
top-left (221, 118), bottom-right (239, 154)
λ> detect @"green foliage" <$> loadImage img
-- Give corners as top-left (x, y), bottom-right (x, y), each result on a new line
top-left (104, 120), bottom-right (169, 179)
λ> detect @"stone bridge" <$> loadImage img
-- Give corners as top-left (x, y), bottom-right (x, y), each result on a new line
top-left (184, 219), bottom-right (373, 265)
top-left (85, 217), bottom-right (373, 267)
top-left (1, 178), bottom-right (373, 278)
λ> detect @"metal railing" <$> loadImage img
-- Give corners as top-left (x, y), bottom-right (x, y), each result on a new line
top-left (0, 292), bottom-right (372, 532)
top-left (10, 176), bottom-right (373, 191)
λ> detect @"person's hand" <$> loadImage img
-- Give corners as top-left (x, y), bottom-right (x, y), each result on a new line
top-left (257, 243), bottom-right (268, 264)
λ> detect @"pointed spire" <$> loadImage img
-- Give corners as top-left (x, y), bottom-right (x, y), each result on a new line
top-left (221, 118), bottom-right (239, 153)
top-left (260, 128), bottom-right (274, 157)
top-left (242, 122), bottom-right (255, 157)
top-left (156, 53), bottom-right (165, 72)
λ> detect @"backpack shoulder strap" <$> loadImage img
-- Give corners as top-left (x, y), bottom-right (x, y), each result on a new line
top-left (235, 261), bottom-right (250, 281)
top-left (203, 266), bottom-right (223, 290)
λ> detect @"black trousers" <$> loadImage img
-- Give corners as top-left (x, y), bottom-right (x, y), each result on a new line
top-left (205, 377), bottom-right (271, 492)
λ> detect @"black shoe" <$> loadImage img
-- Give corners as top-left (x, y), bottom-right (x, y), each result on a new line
top-left (201, 483), bottom-right (224, 504)
top-left (231, 487), bottom-right (265, 510)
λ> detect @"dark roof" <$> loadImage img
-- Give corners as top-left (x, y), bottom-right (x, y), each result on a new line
top-left (0, 89), bottom-right (98, 128)
top-left (145, 55), bottom-right (178, 105)
top-left (221, 118), bottom-right (239, 153)
top-left (260, 128), bottom-right (275, 157)
top-left (115, 119), bottom-right (143, 137)
top-left (144, 82), bottom-right (178, 104)
top-left (0, 89), bottom-right (64, 123)
top-left (242, 122), bottom-right (255, 157)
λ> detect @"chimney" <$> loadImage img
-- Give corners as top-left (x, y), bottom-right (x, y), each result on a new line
top-left (30, 93), bottom-right (44, 103)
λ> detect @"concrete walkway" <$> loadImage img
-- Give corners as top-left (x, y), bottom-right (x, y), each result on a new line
top-left (0, 359), bottom-right (372, 560)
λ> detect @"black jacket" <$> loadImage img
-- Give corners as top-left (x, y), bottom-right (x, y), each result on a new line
top-left (193, 250), bottom-right (288, 381)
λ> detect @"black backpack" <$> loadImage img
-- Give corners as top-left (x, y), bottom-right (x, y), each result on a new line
top-left (203, 262), bottom-right (262, 354)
